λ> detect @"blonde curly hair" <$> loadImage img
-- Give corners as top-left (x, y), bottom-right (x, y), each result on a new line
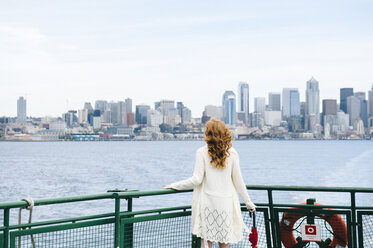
top-left (204, 119), bottom-right (233, 169)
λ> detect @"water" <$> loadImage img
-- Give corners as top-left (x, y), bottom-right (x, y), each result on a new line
top-left (0, 140), bottom-right (372, 223)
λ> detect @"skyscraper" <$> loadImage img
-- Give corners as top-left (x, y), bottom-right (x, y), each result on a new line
top-left (222, 91), bottom-right (236, 125)
top-left (347, 96), bottom-right (360, 126)
top-left (306, 77), bottom-right (320, 123)
top-left (135, 105), bottom-right (150, 125)
top-left (254, 97), bottom-right (266, 117)
top-left (237, 82), bottom-right (249, 123)
top-left (322, 100), bottom-right (337, 115)
top-left (340, 88), bottom-right (354, 113)
top-left (125, 98), bottom-right (132, 113)
top-left (17, 96), bottom-right (27, 123)
top-left (118, 101), bottom-right (127, 126)
top-left (95, 100), bottom-right (108, 114)
top-left (268, 92), bottom-right (281, 111)
top-left (369, 89), bottom-right (373, 117)
top-left (355, 92), bottom-right (368, 127)
top-left (322, 99), bottom-right (337, 127)
top-left (282, 88), bottom-right (300, 118)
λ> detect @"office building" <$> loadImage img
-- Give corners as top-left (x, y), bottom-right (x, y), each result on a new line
top-left (268, 92), bottom-right (281, 111)
top-left (17, 96), bottom-right (27, 123)
top-left (305, 77), bottom-right (320, 128)
top-left (264, 111), bottom-right (282, 126)
top-left (203, 105), bottom-right (223, 122)
top-left (368, 90), bottom-right (373, 117)
top-left (254, 97), bottom-right (266, 117)
top-left (222, 91), bottom-right (236, 125)
top-left (118, 101), bottom-right (127, 126)
top-left (282, 88), bottom-right (300, 118)
top-left (237, 82), bottom-right (249, 123)
top-left (347, 96), bottom-right (360, 126)
top-left (340, 88), bottom-right (354, 113)
top-left (95, 100), bottom-right (108, 114)
top-left (147, 110), bottom-right (163, 127)
top-left (322, 100), bottom-right (338, 115)
top-left (125, 98), bottom-right (132, 113)
top-left (135, 105), bottom-right (150, 125)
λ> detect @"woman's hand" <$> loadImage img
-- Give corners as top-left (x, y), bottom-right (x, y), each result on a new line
top-left (248, 207), bottom-right (256, 213)
top-left (163, 185), bottom-right (174, 189)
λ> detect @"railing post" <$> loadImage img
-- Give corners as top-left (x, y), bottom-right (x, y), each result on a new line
top-left (3, 208), bottom-right (9, 248)
top-left (350, 192), bottom-right (357, 248)
top-left (114, 195), bottom-right (121, 248)
top-left (192, 234), bottom-right (201, 248)
top-left (122, 198), bottom-right (133, 248)
top-left (267, 189), bottom-right (276, 247)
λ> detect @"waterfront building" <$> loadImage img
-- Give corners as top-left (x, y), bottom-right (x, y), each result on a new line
top-left (125, 98), bottom-right (132, 113)
top-left (237, 82), bottom-right (249, 124)
top-left (264, 111), bottom-right (282, 126)
top-left (347, 96), bottom-right (360, 126)
top-left (49, 121), bottom-right (66, 131)
top-left (17, 96), bottom-right (27, 123)
top-left (268, 92), bottom-right (281, 111)
top-left (340, 88), bottom-right (354, 113)
top-left (222, 91), bottom-right (236, 125)
top-left (95, 100), bottom-right (108, 114)
top-left (305, 77), bottom-right (320, 129)
top-left (135, 105), bottom-right (150, 125)
top-left (93, 116), bottom-right (101, 130)
top-left (147, 109), bottom-right (163, 127)
top-left (282, 88), bottom-right (300, 118)
top-left (368, 89), bottom-right (373, 117)
top-left (254, 97), bottom-right (266, 118)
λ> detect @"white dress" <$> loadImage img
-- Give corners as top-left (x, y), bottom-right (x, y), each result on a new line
top-left (169, 146), bottom-right (255, 244)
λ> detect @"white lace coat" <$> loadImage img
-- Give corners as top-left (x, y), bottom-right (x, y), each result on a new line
top-left (169, 146), bottom-right (255, 244)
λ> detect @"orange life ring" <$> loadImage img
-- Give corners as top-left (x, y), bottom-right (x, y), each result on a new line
top-left (279, 202), bottom-right (347, 248)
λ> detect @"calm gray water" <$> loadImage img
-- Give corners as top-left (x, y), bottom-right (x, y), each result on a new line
top-left (1, 141), bottom-right (372, 223)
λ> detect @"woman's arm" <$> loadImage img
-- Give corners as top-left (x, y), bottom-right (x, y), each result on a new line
top-left (232, 153), bottom-right (256, 211)
top-left (164, 149), bottom-right (205, 190)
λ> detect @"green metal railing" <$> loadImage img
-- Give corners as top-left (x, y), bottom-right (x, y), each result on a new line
top-left (1, 185), bottom-right (373, 247)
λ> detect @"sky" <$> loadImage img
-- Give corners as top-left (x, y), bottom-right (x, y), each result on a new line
top-left (0, 0), bottom-right (373, 117)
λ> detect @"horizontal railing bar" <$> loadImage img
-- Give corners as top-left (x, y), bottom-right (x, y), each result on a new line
top-left (246, 185), bottom-right (373, 193)
top-left (119, 205), bottom-right (191, 217)
top-left (6, 212), bottom-right (115, 230)
top-left (1, 185), bottom-right (373, 210)
top-left (0, 193), bottom-right (114, 209)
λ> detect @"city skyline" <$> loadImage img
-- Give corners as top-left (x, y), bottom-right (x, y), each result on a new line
top-left (3, 79), bottom-right (373, 118)
top-left (1, 1), bottom-right (373, 117)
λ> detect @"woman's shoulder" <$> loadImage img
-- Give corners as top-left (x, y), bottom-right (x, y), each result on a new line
top-left (228, 146), bottom-right (239, 157)
top-left (197, 145), bottom-right (208, 154)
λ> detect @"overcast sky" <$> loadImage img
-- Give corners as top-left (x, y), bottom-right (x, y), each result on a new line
top-left (1, 0), bottom-right (372, 117)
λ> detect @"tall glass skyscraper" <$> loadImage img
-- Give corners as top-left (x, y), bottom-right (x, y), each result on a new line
top-left (222, 91), bottom-right (236, 125)
top-left (306, 77), bottom-right (320, 122)
top-left (17, 96), bottom-right (27, 123)
top-left (237, 82), bottom-right (249, 123)
top-left (282, 88), bottom-right (300, 118)
top-left (340, 88), bottom-right (354, 113)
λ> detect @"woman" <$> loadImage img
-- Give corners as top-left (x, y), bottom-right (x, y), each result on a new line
top-left (165, 119), bottom-right (256, 248)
